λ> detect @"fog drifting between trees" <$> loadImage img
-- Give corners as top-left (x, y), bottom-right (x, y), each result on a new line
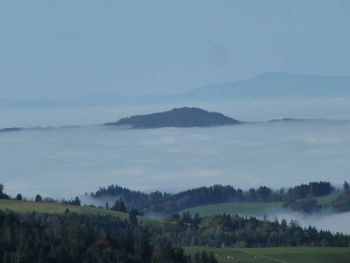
top-left (1, 98), bottom-right (350, 233)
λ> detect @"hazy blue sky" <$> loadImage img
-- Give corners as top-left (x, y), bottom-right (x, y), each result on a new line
top-left (1, 0), bottom-right (350, 99)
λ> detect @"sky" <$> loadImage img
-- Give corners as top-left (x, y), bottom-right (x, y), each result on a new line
top-left (1, 0), bottom-right (350, 99)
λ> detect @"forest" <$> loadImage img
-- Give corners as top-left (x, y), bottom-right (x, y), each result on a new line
top-left (1, 183), bottom-right (350, 262)
top-left (90, 181), bottom-right (336, 214)
top-left (157, 212), bottom-right (350, 247)
top-left (0, 210), bottom-right (217, 263)
top-left (1, 205), bottom-right (350, 263)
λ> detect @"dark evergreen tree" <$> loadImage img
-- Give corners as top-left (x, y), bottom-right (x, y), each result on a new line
top-left (0, 210), bottom-right (216, 263)
top-left (333, 192), bottom-right (350, 212)
top-left (111, 198), bottom-right (127, 212)
top-left (343, 181), bottom-right (350, 193)
top-left (15, 193), bottom-right (22, 200)
top-left (0, 184), bottom-right (10, 200)
top-left (35, 194), bottom-right (42, 202)
top-left (129, 209), bottom-right (138, 225)
top-left (284, 198), bottom-right (320, 213)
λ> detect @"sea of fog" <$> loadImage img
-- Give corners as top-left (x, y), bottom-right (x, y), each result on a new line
top-left (1, 98), bottom-right (350, 233)
top-left (1, 97), bottom-right (350, 197)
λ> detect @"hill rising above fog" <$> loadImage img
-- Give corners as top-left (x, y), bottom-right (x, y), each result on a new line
top-left (105, 107), bottom-right (240, 128)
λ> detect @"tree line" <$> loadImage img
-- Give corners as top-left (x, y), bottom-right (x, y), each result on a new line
top-left (1, 207), bottom-right (349, 263)
top-left (0, 210), bottom-right (217, 263)
top-left (90, 181), bottom-right (335, 215)
top-left (332, 181), bottom-right (350, 212)
top-left (283, 181), bottom-right (350, 213)
top-left (1, 181), bottom-right (350, 263)
top-left (155, 212), bottom-right (350, 248)
top-left (0, 183), bottom-right (82, 206)
top-left (1, 181), bottom-right (347, 215)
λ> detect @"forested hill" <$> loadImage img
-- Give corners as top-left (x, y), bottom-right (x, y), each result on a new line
top-left (105, 107), bottom-right (240, 128)
top-left (90, 182), bottom-right (336, 215)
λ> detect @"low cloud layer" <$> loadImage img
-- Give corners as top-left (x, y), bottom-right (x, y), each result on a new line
top-left (269, 211), bottom-right (350, 234)
top-left (1, 119), bottom-right (350, 198)
top-left (1, 98), bottom-right (350, 233)
top-left (1, 97), bottom-right (350, 127)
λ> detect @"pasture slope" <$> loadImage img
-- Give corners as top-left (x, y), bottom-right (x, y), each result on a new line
top-left (0, 199), bottom-right (128, 218)
top-left (0, 199), bottom-right (156, 224)
top-left (185, 246), bottom-right (350, 263)
top-left (181, 193), bottom-right (340, 217)
top-left (181, 202), bottom-right (284, 217)
top-left (1, 199), bottom-right (350, 263)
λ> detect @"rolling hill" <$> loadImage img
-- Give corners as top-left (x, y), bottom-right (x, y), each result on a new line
top-left (105, 107), bottom-right (240, 128)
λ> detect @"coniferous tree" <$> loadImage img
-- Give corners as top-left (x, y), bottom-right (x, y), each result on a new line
top-left (35, 194), bottom-right (42, 202)
top-left (112, 198), bottom-right (127, 212)
top-left (129, 209), bottom-right (138, 225)
top-left (0, 184), bottom-right (10, 200)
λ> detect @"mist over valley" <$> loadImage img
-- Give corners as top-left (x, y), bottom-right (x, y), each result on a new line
top-left (2, 1), bottom-right (350, 261)
top-left (1, 99), bottom-right (350, 199)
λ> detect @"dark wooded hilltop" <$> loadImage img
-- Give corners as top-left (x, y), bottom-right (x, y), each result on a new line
top-left (105, 107), bottom-right (240, 128)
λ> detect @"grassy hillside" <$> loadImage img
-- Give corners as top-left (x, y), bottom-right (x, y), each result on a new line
top-left (315, 193), bottom-right (339, 204)
top-left (181, 193), bottom-right (340, 217)
top-left (2, 199), bottom-right (350, 263)
top-left (0, 199), bottom-right (156, 223)
top-left (185, 246), bottom-right (350, 263)
top-left (0, 199), bottom-right (127, 216)
top-left (181, 201), bottom-right (284, 217)
top-left (2, 193), bottom-right (339, 221)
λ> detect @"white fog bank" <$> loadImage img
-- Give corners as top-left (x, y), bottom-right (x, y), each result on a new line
top-left (1, 98), bottom-right (350, 234)
top-left (270, 211), bottom-right (350, 235)
top-left (1, 97), bottom-right (350, 128)
top-left (1, 120), bottom-right (350, 199)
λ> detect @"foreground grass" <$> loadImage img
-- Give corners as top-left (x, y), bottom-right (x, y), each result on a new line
top-left (0, 199), bottom-right (156, 224)
top-left (181, 202), bottom-right (284, 217)
top-left (185, 246), bottom-right (350, 263)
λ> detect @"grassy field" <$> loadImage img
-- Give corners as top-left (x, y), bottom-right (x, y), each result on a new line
top-left (0, 199), bottom-right (128, 217)
top-left (181, 202), bottom-right (284, 217)
top-left (185, 246), bottom-right (350, 263)
top-left (315, 193), bottom-right (339, 205)
top-left (181, 193), bottom-right (340, 217)
top-left (2, 200), bottom-right (349, 262)
top-left (0, 199), bottom-right (156, 224)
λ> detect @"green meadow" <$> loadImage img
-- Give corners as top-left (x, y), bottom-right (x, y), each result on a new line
top-left (181, 201), bottom-right (284, 217)
top-left (2, 199), bottom-right (350, 263)
top-left (181, 193), bottom-right (340, 217)
top-left (185, 246), bottom-right (350, 263)
top-left (0, 199), bottom-right (156, 224)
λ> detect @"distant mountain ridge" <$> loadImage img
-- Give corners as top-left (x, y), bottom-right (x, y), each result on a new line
top-left (2, 73), bottom-right (350, 109)
top-left (178, 72), bottom-right (350, 102)
top-left (105, 107), bottom-right (240, 128)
